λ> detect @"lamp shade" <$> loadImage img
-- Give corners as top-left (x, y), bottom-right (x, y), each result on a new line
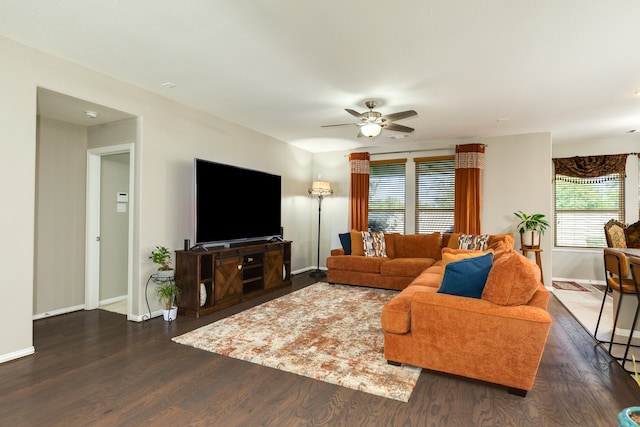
top-left (309, 180), bottom-right (333, 196)
top-left (361, 122), bottom-right (382, 138)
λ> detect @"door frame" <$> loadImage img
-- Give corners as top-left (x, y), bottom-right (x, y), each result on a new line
top-left (85, 143), bottom-right (135, 318)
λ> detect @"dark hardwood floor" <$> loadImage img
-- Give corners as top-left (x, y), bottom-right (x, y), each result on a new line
top-left (2, 274), bottom-right (640, 426)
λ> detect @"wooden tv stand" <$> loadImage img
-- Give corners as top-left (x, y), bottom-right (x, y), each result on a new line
top-left (174, 241), bottom-right (292, 317)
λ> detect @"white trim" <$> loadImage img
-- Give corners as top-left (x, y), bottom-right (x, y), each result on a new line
top-left (32, 304), bottom-right (85, 320)
top-left (86, 143), bottom-right (135, 318)
top-left (0, 347), bottom-right (35, 364)
top-left (85, 152), bottom-right (101, 310)
top-left (129, 309), bottom-right (164, 322)
top-left (99, 294), bottom-right (127, 306)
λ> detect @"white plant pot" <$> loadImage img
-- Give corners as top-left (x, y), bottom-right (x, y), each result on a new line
top-left (521, 231), bottom-right (541, 247)
top-left (163, 306), bottom-right (178, 321)
top-left (156, 269), bottom-right (174, 279)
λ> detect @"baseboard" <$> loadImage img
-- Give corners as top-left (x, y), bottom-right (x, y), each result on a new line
top-left (32, 304), bottom-right (85, 320)
top-left (99, 295), bottom-right (127, 306)
top-left (128, 309), bottom-right (163, 322)
top-left (0, 346), bottom-right (35, 364)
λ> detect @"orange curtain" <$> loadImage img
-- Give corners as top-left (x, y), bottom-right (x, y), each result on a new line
top-left (349, 152), bottom-right (370, 231)
top-left (454, 144), bottom-right (485, 234)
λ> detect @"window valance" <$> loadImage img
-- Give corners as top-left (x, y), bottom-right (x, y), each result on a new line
top-left (552, 154), bottom-right (628, 182)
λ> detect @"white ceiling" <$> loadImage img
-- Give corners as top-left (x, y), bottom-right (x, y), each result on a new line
top-left (3, 1), bottom-right (640, 153)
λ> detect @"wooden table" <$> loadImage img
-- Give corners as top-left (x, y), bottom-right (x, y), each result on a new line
top-left (521, 245), bottom-right (543, 284)
top-left (613, 247), bottom-right (640, 259)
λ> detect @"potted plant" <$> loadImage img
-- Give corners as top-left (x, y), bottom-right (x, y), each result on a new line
top-left (618, 357), bottom-right (640, 426)
top-left (514, 211), bottom-right (550, 247)
top-left (149, 245), bottom-right (173, 278)
top-left (156, 281), bottom-right (181, 321)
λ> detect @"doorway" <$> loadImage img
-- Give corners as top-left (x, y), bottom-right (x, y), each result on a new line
top-left (86, 144), bottom-right (135, 319)
top-left (34, 88), bottom-right (137, 321)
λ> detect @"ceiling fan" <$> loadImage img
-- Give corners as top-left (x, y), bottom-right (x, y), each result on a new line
top-left (322, 100), bottom-right (417, 138)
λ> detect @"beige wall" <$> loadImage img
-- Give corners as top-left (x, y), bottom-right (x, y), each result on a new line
top-left (34, 117), bottom-right (88, 315)
top-left (0, 36), bottom-right (314, 362)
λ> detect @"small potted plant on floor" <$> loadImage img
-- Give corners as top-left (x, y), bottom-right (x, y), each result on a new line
top-left (149, 245), bottom-right (174, 278)
top-left (156, 281), bottom-right (181, 322)
top-left (514, 211), bottom-right (550, 247)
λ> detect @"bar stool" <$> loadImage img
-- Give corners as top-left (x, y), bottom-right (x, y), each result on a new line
top-left (594, 249), bottom-right (640, 372)
top-left (622, 256), bottom-right (640, 369)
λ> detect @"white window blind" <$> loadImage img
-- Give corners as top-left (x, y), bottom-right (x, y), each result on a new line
top-left (368, 160), bottom-right (406, 233)
top-left (415, 156), bottom-right (455, 234)
top-left (554, 174), bottom-right (624, 248)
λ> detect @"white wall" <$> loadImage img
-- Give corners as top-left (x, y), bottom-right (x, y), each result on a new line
top-left (0, 36), bottom-right (314, 362)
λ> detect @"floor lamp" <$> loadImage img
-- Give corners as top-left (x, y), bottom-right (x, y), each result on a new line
top-left (309, 180), bottom-right (333, 277)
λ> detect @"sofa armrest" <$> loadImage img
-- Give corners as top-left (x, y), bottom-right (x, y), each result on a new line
top-left (407, 291), bottom-right (551, 391)
top-left (330, 248), bottom-right (345, 256)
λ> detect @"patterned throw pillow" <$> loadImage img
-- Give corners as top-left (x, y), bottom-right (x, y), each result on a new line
top-left (362, 231), bottom-right (387, 257)
top-left (458, 234), bottom-right (489, 251)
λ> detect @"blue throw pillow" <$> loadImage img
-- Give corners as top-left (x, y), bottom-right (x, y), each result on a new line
top-left (437, 252), bottom-right (494, 299)
top-left (338, 232), bottom-right (352, 255)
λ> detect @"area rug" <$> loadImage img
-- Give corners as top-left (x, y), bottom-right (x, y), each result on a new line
top-left (172, 283), bottom-right (422, 402)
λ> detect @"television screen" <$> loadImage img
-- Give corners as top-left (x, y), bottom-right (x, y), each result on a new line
top-left (195, 158), bottom-right (282, 246)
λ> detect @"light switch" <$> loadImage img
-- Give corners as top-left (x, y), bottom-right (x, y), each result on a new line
top-left (116, 192), bottom-right (128, 203)
top-left (117, 203), bottom-right (127, 213)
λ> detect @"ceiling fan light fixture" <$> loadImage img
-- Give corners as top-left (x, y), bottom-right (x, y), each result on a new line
top-left (361, 122), bottom-right (382, 137)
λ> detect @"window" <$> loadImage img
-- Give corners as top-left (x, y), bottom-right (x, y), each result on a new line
top-left (368, 160), bottom-right (406, 233)
top-left (415, 156), bottom-right (455, 234)
top-left (554, 174), bottom-right (624, 248)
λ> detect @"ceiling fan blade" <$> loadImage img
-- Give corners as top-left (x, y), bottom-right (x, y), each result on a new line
top-left (383, 123), bottom-right (414, 133)
top-left (381, 110), bottom-right (417, 122)
top-left (321, 123), bottom-right (357, 128)
top-left (345, 108), bottom-right (365, 119)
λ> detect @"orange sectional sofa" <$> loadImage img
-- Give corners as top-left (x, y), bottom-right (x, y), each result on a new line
top-left (326, 232), bottom-right (552, 396)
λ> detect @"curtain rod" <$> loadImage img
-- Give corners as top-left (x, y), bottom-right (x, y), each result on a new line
top-left (357, 144), bottom-right (488, 157)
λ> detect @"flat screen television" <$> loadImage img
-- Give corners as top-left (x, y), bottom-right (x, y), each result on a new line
top-left (194, 158), bottom-right (282, 247)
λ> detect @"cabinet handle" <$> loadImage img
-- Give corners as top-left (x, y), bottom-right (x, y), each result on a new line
top-left (237, 264), bottom-right (242, 270)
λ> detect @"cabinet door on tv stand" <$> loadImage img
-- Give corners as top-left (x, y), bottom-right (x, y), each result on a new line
top-left (214, 255), bottom-right (243, 304)
top-left (264, 246), bottom-right (286, 289)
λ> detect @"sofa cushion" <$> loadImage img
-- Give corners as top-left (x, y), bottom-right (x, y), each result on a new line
top-left (440, 247), bottom-right (493, 281)
top-left (445, 233), bottom-right (461, 249)
top-left (381, 285), bottom-right (438, 333)
top-left (486, 233), bottom-right (515, 258)
top-left (380, 257), bottom-right (436, 278)
top-left (411, 264), bottom-right (444, 288)
top-left (394, 232), bottom-right (441, 259)
top-left (362, 231), bottom-right (387, 257)
top-left (437, 252), bottom-right (494, 299)
top-left (325, 254), bottom-right (388, 273)
top-left (338, 232), bottom-right (352, 255)
top-left (384, 233), bottom-right (398, 258)
top-left (481, 249), bottom-right (541, 306)
top-left (349, 230), bottom-right (365, 256)
top-left (458, 234), bottom-right (489, 250)
top-left (441, 247), bottom-right (492, 263)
